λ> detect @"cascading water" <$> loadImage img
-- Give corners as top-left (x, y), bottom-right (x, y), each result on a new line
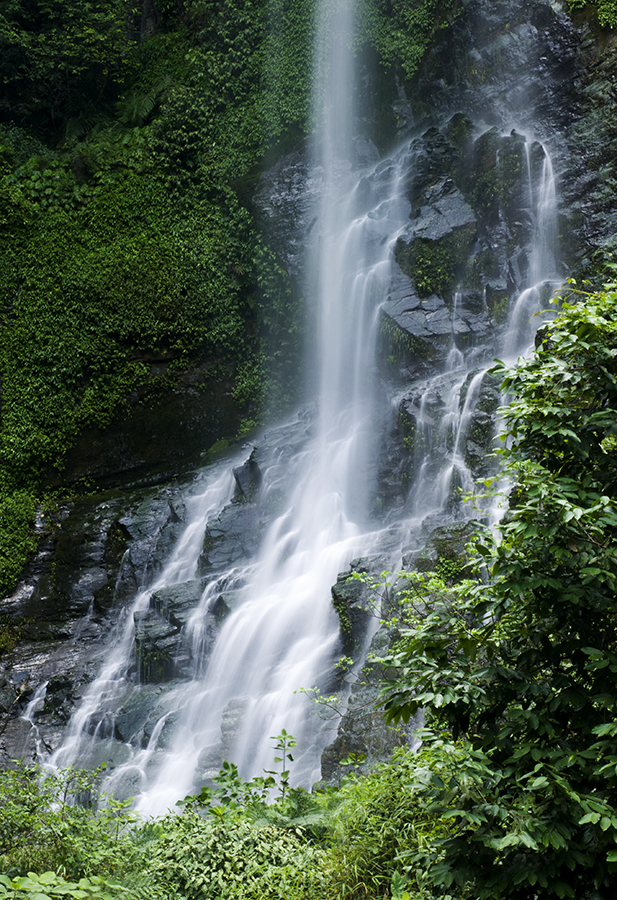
top-left (49, 0), bottom-right (566, 813)
top-left (503, 147), bottom-right (560, 362)
top-left (51, 462), bottom-right (238, 774)
top-left (51, 0), bottom-right (412, 813)
top-left (404, 137), bottom-right (560, 527)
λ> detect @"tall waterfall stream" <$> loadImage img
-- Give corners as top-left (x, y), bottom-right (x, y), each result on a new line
top-left (49, 0), bottom-right (564, 814)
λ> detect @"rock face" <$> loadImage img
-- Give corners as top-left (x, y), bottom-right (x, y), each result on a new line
top-left (0, 413), bottom-right (317, 763)
top-left (49, 360), bottom-right (243, 489)
top-left (320, 0), bottom-right (617, 781)
top-left (0, 479), bottom-right (199, 765)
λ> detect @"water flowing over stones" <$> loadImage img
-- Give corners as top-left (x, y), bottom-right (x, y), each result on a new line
top-left (3, 0), bottom-right (617, 805)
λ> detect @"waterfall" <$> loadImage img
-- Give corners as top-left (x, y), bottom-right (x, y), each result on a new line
top-left (403, 137), bottom-right (560, 527)
top-left (51, 462), bottom-right (237, 774)
top-left (503, 146), bottom-right (560, 362)
top-left (52, 0), bottom-right (405, 813)
top-left (49, 1), bottom-right (564, 814)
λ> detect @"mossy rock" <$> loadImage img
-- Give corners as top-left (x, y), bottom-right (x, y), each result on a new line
top-left (410, 520), bottom-right (482, 581)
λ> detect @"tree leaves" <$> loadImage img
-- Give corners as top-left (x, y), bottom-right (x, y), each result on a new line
top-left (373, 283), bottom-right (617, 896)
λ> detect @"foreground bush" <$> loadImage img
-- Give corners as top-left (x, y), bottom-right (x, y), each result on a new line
top-left (0, 763), bottom-right (138, 880)
top-left (145, 812), bottom-right (327, 900)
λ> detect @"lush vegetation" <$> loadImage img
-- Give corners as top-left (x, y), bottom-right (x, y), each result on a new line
top-left (372, 281), bottom-right (617, 898)
top-left (0, 0), bottom-right (462, 597)
top-left (3, 2), bottom-right (617, 898)
top-left (2, 280), bottom-right (617, 898)
top-left (568, 0), bottom-right (617, 27)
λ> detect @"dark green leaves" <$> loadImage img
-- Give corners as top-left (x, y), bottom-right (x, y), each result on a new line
top-left (373, 283), bottom-right (617, 897)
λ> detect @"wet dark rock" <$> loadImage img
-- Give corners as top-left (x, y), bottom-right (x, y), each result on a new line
top-left (113, 685), bottom-right (163, 744)
top-left (197, 502), bottom-right (262, 575)
top-left (232, 451), bottom-right (262, 502)
top-left (134, 609), bottom-right (181, 684)
top-left (410, 520), bottom-right (482, 575)
top-left (0, 472), bottom-right (217, 753)
top-left (322, 523), bottom-right (483, 783)
top-left (211, 590), bottom-right (243, 624)
top-left (331, 562), bottom-right (376, 658)
top-left (379, 129), bottom-right (551, 375)
top-left (48, 360), bottom-right (244, 490)
top-left (150, 580), bottom-right (204, 629)
top-left (133, 580), bottom-right (211, 684)
top-left (252, 151), bottom-right (314, 276)
top-left (321, 568), bottom-right (417, 784)
top-left (353, 135), bottom-right (380, 166)
top-left (221, 698), bottom-right (249, 758)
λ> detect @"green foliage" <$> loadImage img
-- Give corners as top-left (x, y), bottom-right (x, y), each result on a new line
top-left (0, 492), bottom-right (37, 596)
top-left (568, 0), bottom-right (617, 27)
top-left (325, 745), bottom-right (456, 900)
top-left (0, 763), bottom-right (137, 880)
top-left (408, 240), bottom-right (455, 297)
top-left (0, 616), bottom-right (22, 655)
top-left (144, 811), bottom-right (327, 900)
top-left (359, 0), bottom-right (462, 79)
top-left (0, 872), bottom-right (126, 900)
top-left (149, 736), bottom-right (331, 900)
top-left (0, 0), bottom-right (133, 132)
top-left (374, 282), bottom-right (617, 897)
top-left (265, 728), bottom-right (297, 799)
top-left (0, 151), bottom-right (257, 491)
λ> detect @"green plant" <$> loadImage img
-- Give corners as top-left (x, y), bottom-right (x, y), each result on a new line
top-left (0, 873), bottom-right (127, 900)
top-left (568, 0), bottom-right (617, 27)
top-left (0, 763), bottom-right (138, 879)
top-left (325, 744), bottom-right (459, 900)
top-left (0, 492), bottom-right (37, 597)
top-left (0, 0), bottom-right (133, 133)
top-left (144, 811), bottom-right (327, 900)
top-left (265, 729), bottom-right (297, 799)
top-left (359, 0), bottom-right (462, 80)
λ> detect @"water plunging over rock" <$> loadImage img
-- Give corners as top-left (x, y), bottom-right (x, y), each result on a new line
top-left (6, 0), bottom-right (617, 803)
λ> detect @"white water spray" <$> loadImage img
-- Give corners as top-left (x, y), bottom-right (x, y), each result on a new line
top-left (503, 145), bottom-right (560, 361)
top-left (51, 463), bottom-right (236, 773)
top-left (124, 0), bottom-right (419, 814)
top-left (52, 0), bottom-right (415, 815)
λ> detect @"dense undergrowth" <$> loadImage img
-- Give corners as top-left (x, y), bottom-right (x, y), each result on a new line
top-left (3, 281), bottom-right (617, 898)
top-left (568, 0), bottom-right (617, 27)
top-left (0, 744), bottom-right (463, 900)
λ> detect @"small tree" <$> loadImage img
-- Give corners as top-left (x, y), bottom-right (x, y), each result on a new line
top-left (378, 281), bottom-right (617, 898)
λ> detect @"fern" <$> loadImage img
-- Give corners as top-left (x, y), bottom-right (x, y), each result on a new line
top-left (117, 76), bottom-right (174, 127)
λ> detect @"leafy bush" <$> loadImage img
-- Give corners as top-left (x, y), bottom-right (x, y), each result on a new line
top-left (568, 0), bottom-right (617, 27)
top-left (145, 811), bottom-right (327, 900)
top-left (0, 872), bottom-right (126, 900)
top-left (326, 746), bottom-right (456, 900)
top-left (374, 282), bottom-right (617, 898)
top-left (0, 492), bottom-right (37, 596)
top-left (359, 0), bottom-right (462, 79)
top-left (0, 0), bottom-right (133, 131)
top-left (0, 763), bottom-right (137, 880)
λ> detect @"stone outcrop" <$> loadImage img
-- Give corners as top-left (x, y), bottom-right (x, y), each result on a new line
top-left (48, 359), bottom-right (244, 490)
